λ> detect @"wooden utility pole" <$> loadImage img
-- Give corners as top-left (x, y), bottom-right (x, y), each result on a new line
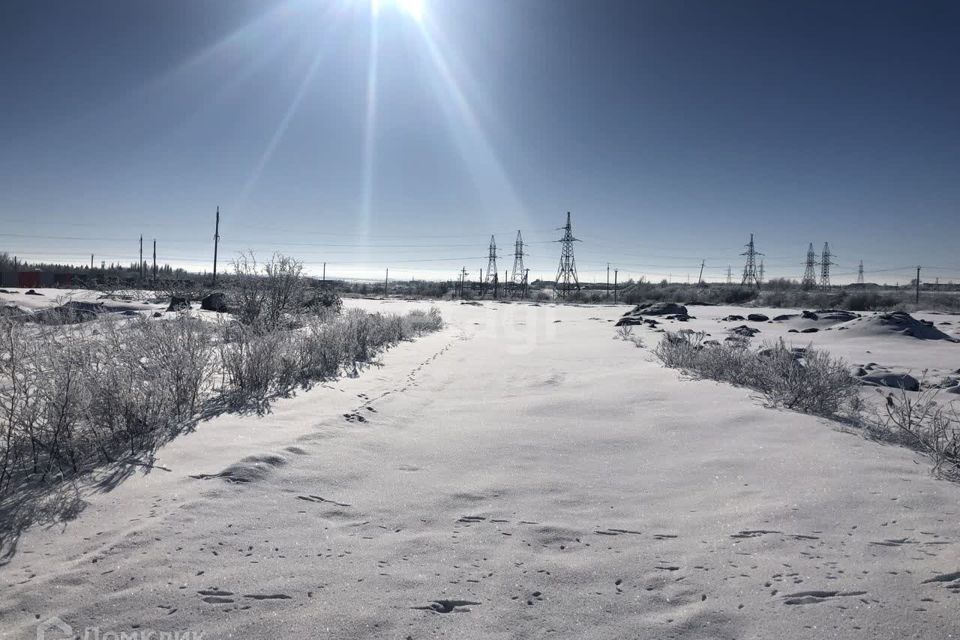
top-left (614, 269), bottom-right (618, 304)
top-left (916, 266), bottom-right (921, 304)
top-left (384, 268), bottom-right (389, 298)
top-left (606, 263), bottom-right (610, 299)
top-left (90, 254), bottom-right (94, 270)
top-left (322, 262), bottom-right (326, 282)
top-left (524, 268), bottom-right (529, 298)
top-left (212, 206), bottom-right (220, 287)
top-left (139, 235), bottom-right (144, 283)
top-left (152, 239), bottom-right (157, 287)
top-left (697, 260), bottom-right (705, 286)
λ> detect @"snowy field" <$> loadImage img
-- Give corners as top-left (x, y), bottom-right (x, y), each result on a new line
top-left (2, 296), bottom-right (960, 639)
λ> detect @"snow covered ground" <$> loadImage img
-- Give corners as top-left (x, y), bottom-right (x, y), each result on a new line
top-left (2, 298), bottom-right (959, 639)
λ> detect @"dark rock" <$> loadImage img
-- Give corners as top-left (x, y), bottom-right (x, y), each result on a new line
top-left (627, 302), bottom-right (688, 316)
top-left (166, 296), bottom-right (191, 312)
top-left (721, 314), bottom-right (745, 322)
top-left (201, 292), bottom-right (229, 312)
top-left (152, 311), bottom-right (163, 318)
top-left (730, 325), bottom-right (760, 337)
top-left (816, 309), bottom-right (858, 322)
top-left (788, 329), bottom-right (799, 333)
top-left (861, 372), bottom-right (920, 392)
top-left (773, 314), bottom-right (798, 321)
top-left (800, 327), bottom-right (819, 333)
top-left (615, 315), bottom-right (644, 327)
top-left (24, 289), bottom-right (43, 296)
top-left (801, 310), bottom-right (818, 320)
top-left (747, 313), bottom-right (769, 322)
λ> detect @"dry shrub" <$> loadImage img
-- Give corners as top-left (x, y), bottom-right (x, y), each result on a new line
top-left (0, 305), bottom-right (444, 494)
top-left (654, 331), bottom-right (858, 418)
top-left (873, 385), bottom-right (960, 479)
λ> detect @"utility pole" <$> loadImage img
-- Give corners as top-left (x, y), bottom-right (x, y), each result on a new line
top-left (212, 206), bottom-right (220, 287)
top-left (758, 259), bottom-right (765, 289)
top-left (523, 268), bottom-right (529, 299)
top-left (726, 266), bottom-right (732, 285)
top-left (697, 260), bottom-right (705, 286)
top-left (139, 235), bottom-right (144, 284)
top-left (461, 266), bottom-right (468, 299)
top-left (820, 242), bottom-right (834, 290)
top-left (485, 236), bottom-right (498, 289)
top-left (916, 266), bottom-right (921, 304)
top-left (510, 231), bottom-right (525, 297)
top-left (555, 211), bottom-right (581, 298)
top-left (613, 269), bottom-right (618, 304)
top-left (802, 243), bottom-right (817, 289)
top-left (90, 254), bottom-right (94, 270)
top-left (740, 233), bottom-right (762, 287)
top-left (152, 239), bottom-right (157, 287)
top-left (606, 263), bottom-right (611, 299)
top-left (322, 262), bottom-right (326, 282)
top-left (384, 268), bottom-right (389, 298)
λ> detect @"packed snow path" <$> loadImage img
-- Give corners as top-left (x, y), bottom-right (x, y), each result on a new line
top-left (2, 300), bottom-right (959, 640)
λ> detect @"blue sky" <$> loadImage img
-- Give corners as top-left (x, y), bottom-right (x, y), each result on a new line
top-left (1, 0), bottom-right (958, 284)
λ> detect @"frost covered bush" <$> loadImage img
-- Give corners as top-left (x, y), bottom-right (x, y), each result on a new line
top-left (402, 307), bottom-right (443, 336)
top-left (874, 385), bottom-right (960, 479)
top-left (0, 304), bottom-right (443, 494)
top-left (654, 332), bottom-right (858, 418)
top-left (0, 316), bottom-right (214, 490)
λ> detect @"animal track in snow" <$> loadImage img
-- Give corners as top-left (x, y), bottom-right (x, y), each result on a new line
top-left (412, 599), bottom-right (481, 613)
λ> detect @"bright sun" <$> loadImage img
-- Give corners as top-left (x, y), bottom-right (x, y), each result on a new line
top-left (372, 0), bottom-right (424, 22)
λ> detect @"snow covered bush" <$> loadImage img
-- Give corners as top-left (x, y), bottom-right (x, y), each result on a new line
top-left (0, 304), bottom-right (444, 494)
top-left (654, 332), bottom-right (858, 418)
top-left (874, 385), bottom-right (960, 479)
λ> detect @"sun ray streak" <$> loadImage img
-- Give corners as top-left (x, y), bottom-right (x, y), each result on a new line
top-left (235, 45), bottom-right (328, 207)
top-left (357, 2), bottom-right (381, 262)
top-left (415, 16), bottom-right (530, 229)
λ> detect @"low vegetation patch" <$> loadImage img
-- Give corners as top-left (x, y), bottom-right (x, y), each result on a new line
top-left (0, 254), bottom-right (444, 497)
top-left (654, 331), bottom-right (859, 417)
top-left (652, 330), bottom-right (960, 479)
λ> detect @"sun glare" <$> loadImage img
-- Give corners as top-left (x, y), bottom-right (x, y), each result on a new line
top-left (372, 0), bottom-right (424, 22)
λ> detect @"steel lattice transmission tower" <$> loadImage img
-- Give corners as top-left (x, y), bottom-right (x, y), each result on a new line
top-left (801, 243), bottom-right (817, 289)
top-left (857, 260), bottom-right (864, 286)
top-left (740, 233), bottom-right (763, 287)
top-left (485, 235), bottom-right (498, 285)
top-left (819, 242), bottom-right (834, 289)
top-left (510, 231), bottom-right (526, 290)
top-left (554, 212), bottom-right (581, 297)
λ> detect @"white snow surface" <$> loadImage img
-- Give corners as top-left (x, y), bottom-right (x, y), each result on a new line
top-left (1, 298), bottom-right (959, 639)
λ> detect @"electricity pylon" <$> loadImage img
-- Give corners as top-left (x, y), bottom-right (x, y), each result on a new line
top-left (485, 235), bottom-right (498, 286)
top-left (726, 266), bottom-right (732, 284)
top-left (740, 233), bottom-right (763, 287)
top-left (820, 242), bottom-right (834, 289)
top-left (801, 243), bottom-right (817, 289)
top-left (554, 212), bottom-right (580, 297)
top-left (511, 230), bottom-right (526, 295)
top-left (857, 260), bottom-right (864, 286)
